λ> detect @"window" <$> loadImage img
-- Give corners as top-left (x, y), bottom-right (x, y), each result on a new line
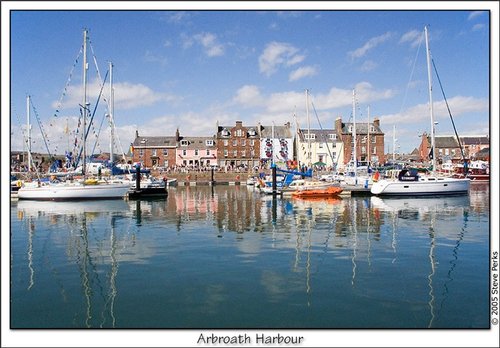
top-left (139, 149), bottom-right (144, 156)
top-left (223, 140), bottom-right (228, 146)
top-left (180, 140), bottom-right (189, 146)
top-left (232, 140), bottom-right (238, 146)
top-left (305, 134), bottom-right (316, 140)
top-left (250, 140), bottom-right (255, 146)
top-left (163, 149), bottom-right (168, 155)
top-left (233, 150), bottom-right (238, 157)
top-left (372, 136), bottom-right (376, 144)
top-left (224, 149), bottom-right (228, 157)
top-left (241, 150), bottom-right (246, 157)
top-left (152, 149), bottom-right (157, 156)
top-left (222, 128), bottom-right (230, 137)
top-left (195, 149), bottom-right (199, 156)
top-left (241, 139), bottom-right (246, 146)
top-left (206, 149), bottom-right (210, 156)
top-left (182, 149), bottom-right (187, 156)
top-left (372, 147), bottom-right (376, 155)
top-left (248, 128), bottom-right (256, 136)
top-left (445, 149), bottom-right (449, 156)
top-left (370, 125), bottom-right (375, 132)
top-left (348, 126), bottom-right (353, 133)
top-left (361, 146), bottom-right (366, 154)
top-left (236, 129), bottom-right (243, 137)
top-left (319, 143), bottom-right (323, 148)
top-left (250, 150), bottom-right (255, 157)
top-left (329, 134), bottom-right (337, 141)
top-left (206, 140), bottom-right (214, 146)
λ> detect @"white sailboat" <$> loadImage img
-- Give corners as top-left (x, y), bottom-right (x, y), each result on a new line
top-left (371, 26), bottom-right (470, 196)
top-left (18, 29), bottom-right (130, 201)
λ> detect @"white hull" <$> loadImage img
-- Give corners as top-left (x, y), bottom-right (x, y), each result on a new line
top-left (371, 177), bottom-right (470, 196)
top-left (17, 182), bottom-right (130, 200)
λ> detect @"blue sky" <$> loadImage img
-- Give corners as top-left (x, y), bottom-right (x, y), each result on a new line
top-left (6, 5), bottom-right (493, 157)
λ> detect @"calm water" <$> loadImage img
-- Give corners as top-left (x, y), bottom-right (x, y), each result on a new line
top-left (10, 184), bottom-right (490, 328)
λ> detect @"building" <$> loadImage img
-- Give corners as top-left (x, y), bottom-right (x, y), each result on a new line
top-left (335, 117), bottom-right (385, 167)
top-left (216, 121), bottom-right (260, 169)
top-left (258, 122), bottom-right (294, 168)
top-left (175, 129), bottom-right (217, 168)
top-left (295, 128), bottom-right (343, 169)
top-left (131, 131), bottom-right (177, 169)
top-left (418, 134), bottom-right (489, 163)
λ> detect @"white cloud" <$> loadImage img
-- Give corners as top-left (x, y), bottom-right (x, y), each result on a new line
top-left (233, 85), bottom-right (265, 107)
top-left (51, 78), bottom-right (174, 111)
top-left (143, 50), bottom-right (167, 66)
top-left (289, 66), bottom-right (317, 81)
top-left (399, 29), bottom-right (424, 48)
top-left (472, 23), bottom-right (485, 31)
top-left (360, 60), bottom-right (377, 72)
top-left (193, 32), bottom-right (224, 57)
top-left (379, 96), bottom-right (489, 125)
top-left (258, 42), bottom-right (304, 76)
top-left (348, 32), bottom-right (393, 59)
top-left (468, 11), bottom-right (485, 21)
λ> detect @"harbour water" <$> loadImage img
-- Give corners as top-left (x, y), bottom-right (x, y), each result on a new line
top-left (10, 184), bottom-right (490, 329)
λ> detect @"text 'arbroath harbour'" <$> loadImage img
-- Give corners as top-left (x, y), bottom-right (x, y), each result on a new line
top-left (197, 333), bottom-right (305, 345)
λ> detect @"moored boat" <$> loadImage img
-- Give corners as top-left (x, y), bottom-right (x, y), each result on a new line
top-left (291, 185), bottom-right (343, 198)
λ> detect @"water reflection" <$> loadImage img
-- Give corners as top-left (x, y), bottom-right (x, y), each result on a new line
top-left (16, 200), bottom-right (132, 328)
top-left (12, 185), bottom-right (489, 328)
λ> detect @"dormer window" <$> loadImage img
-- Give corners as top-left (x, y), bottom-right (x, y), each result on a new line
top-left (329, 134), bottom-right (337, 141)
top-left (304, 134), bottom-right (316, 140)
top-left (206, 140), bottom-right (214, 146)
top-left (222, 128), bottom-right (230, 137)
top-left (180, 140), bottom-right (189, 146)
top-left (140, 139), bottom-right (147, 144)
top-left (248, 128), bottom-right (256, 136)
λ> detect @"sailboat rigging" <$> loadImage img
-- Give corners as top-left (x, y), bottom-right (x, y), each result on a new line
top-left (370, 26), bottom-right (470, 196)
top-left (17, 29), bottom-right (130, 200)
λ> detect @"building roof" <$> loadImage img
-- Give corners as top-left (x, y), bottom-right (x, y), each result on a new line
top-left (460, 136), bottom-right (489, 145)
top-left (177, 136), bottom-right (217, 150)
top-left (259, 125), bottom-right (293, 139)
top-left (132, 136), bottom-right (177, 147)
top-left (297, 128), bottom-right (339, 142)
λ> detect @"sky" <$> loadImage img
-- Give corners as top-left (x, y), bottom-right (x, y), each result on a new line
top-left (4, 3), bottom-right (495, 159)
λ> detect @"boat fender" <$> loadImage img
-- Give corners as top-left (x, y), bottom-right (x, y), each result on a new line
top-left (17, 180), bottom-right (22, 187)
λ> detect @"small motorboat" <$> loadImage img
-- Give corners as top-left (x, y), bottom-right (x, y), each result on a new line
top-left (291, 186), bottom-right (343, 198)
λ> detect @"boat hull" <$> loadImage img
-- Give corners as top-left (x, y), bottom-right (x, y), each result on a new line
top-left (17, 182), bottom-right (130, 201)
top-left (371, 177), bottom-right (470, 196)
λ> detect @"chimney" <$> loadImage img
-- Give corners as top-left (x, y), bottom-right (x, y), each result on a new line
top-left (135, 130), bottom-right (139, 138)
top-left (236, 120), bottom-right (243, 127)
top-left (335, 117), bottom-right (342, 132)
top-left (175, 128), bottom-right (180, 141)
top-left (373, 118), bottom-right (380, 129)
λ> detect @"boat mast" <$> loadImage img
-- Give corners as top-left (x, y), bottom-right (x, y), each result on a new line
top-left (82, 29), bottom-right (88, 177)
top-left (109, 61), bottom-right (114, 166)
top-left (352, 89), bottom-right (357, 184)
top-left (367, 105), bottom-right (370, 168)
top-left (393, 125), bottom-right (396, 162)
top-left (26, 95), bottom-right (32, 172)
top-left (306, 89), bottom-right (311, 167)
top-left (424, 26), bottom-right (436, 172)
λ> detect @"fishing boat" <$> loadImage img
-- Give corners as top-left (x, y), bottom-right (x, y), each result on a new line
top-left (371, 26), bottom-right (470, 196)
top-left (17, 29), bottom-right (130, 201)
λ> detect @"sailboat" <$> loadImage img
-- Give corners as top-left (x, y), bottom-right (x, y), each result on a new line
top-left (371, 26), bottom-right (470, 196)
top-left (17, 29), bottom-right (130, 201)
